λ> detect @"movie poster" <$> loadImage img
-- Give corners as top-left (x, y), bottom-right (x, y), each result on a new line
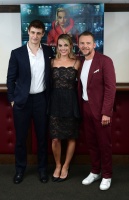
top-left (20, 3), bottom-right (104, 54)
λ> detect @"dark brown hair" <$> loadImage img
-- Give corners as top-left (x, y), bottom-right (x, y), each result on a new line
top-left (28, 20), bottom-right (45, 32)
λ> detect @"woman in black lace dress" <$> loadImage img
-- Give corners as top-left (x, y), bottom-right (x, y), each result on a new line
top-left (49, 34), bottom-right (80, 182)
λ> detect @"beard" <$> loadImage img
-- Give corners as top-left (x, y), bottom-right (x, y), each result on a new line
top-left (83, 51), bottom-right (91, 57)
top-left (80, 48), bottom-right (92, 57)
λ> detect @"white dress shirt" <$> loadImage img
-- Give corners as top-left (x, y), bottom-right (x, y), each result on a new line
top-left (27, 43), bottom-right (45, 94)
top-left (80, 59), bottom-right (92, 101)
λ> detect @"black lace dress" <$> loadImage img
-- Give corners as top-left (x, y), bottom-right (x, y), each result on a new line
top-left (49, 66), bottom-right (80, 140)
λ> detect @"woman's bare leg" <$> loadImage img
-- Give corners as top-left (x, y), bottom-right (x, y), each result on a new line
top-left (60, 139), bottom-right (76, 178)
top-left (52, 139), bottom-right (62, 177)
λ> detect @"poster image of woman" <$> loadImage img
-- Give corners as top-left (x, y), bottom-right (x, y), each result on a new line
top-left (47, 7), bottom-right (78, 46)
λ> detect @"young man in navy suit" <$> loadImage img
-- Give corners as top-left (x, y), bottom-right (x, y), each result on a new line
top-left (78, 31), bottom-right (116, 190)
top-left (7, 20), bottom-right (54, 184)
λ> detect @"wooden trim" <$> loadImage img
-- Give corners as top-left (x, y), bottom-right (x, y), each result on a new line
top-left (0, 154), bottom-right (129, 165)
top-left (105, 3), bottom-right (129, 12)
top-left (0, 5), bottom-right (20, 13)
top-left (0, 4), bottom-right (129, 13)
top-left (0, 84), bottom-right (7, 92)
top-left (116, 83), bottom-right (129, 91)
top-left (1, 84), bottom-right (129, 92)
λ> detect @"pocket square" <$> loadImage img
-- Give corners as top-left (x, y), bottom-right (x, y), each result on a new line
top-left (93, 69), bottom-right (99, 73)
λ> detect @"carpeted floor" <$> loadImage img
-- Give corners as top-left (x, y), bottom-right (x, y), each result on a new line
top-left (0, 164), bottom-right (129, 200)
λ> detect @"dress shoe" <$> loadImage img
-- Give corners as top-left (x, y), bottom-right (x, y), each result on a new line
top-left (39, 172), bottom-right (48, 183)
top-left (57, 175), bottom-right (68, 182)
top-left (100, 178), bottom-right (111, 190)
top-left (51, 176), bottom-right (59, 182)
top-left (52, 166), bottom-right (62, 182)
top-left (57, 168), bottom-right (69, 182)
top-left (13, 172), bottom-right (24, 184)
top-left (82, 172), bottom-right (101, 185)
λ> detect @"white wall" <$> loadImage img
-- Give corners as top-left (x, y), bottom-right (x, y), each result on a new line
top-left (0, 12), bottom-right (129, 83)
top-left (104, 12), bottom-right (129, 83)
top-left (0, 13), bottom-right (21, 83)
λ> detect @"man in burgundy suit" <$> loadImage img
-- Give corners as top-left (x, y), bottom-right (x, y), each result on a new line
top-left (78, 31), bottom-right (116, 190)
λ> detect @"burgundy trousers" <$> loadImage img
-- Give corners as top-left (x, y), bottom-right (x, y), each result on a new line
top-left (82, 100), bottom-right (112, 178)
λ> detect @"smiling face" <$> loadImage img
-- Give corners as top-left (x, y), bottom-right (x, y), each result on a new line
top-left (57, 38), bottom-right (71, 56)
top-left (79, 35), bottom-right (96, 59)
top-left (57, 11), bottom-right (67, 27)
top-left (28, 26), bottom-right (44, 46)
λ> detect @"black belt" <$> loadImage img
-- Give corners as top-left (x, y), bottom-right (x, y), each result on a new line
top-left (29, 91), bottom-right (45, 96)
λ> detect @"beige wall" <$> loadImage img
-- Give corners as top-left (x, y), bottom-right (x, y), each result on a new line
top-left (104, 12), bottom-right (129, 83)
top-left (0, 13), bottom-right (21, 83)
top-left (0, 12), bottom-right (129, 83)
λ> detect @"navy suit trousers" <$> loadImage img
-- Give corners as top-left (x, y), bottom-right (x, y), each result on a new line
top-left (13, 91), bottom-right (48, 173)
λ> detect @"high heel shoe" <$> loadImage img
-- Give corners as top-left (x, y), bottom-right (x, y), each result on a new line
top-left (52, 167), bottom-right (61, 182)
top-left (57, 175), bottom-right (68, 182)
top-left (52, 176), bottom-right (59, 182)
top-left (57, 168), bottom-right (70, 182)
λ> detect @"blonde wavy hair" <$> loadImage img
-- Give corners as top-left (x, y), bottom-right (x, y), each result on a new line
top-left (56, 34), bottom-right (76, 59)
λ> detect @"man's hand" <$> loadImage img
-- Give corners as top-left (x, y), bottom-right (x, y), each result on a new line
top-left (101, 115), bottom-right (110, 126)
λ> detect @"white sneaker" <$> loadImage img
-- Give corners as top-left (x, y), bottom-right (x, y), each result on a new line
top-left (100, 178), bottom-right (111, 190)
top-left (82, 172), bottom-right (101, 185)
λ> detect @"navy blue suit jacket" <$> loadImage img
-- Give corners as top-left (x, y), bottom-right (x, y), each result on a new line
top-left (7, 44), bottom-right (54, 106)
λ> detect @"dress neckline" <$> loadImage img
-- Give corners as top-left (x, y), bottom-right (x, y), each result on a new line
top-left (52, 66), bottom-right (77, 71)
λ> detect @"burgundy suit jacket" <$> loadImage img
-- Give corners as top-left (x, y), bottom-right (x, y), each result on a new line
top-left (78, 51), bottom-right (116, 120)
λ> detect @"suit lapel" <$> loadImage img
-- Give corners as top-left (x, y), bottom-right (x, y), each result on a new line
top-left (78, 57), bottom-right (85, 81)
top-left (21, 45), bottom-right (31, 75)
top-left (42, 44), bottom-right (47, 65)
top-left (42, 44), bottom-right (47, 80)
top-left (87, 52), bottom-right (98, 86)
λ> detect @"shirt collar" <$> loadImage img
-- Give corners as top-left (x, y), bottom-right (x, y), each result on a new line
top-left (27, 43), bottom-right (42, 53)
